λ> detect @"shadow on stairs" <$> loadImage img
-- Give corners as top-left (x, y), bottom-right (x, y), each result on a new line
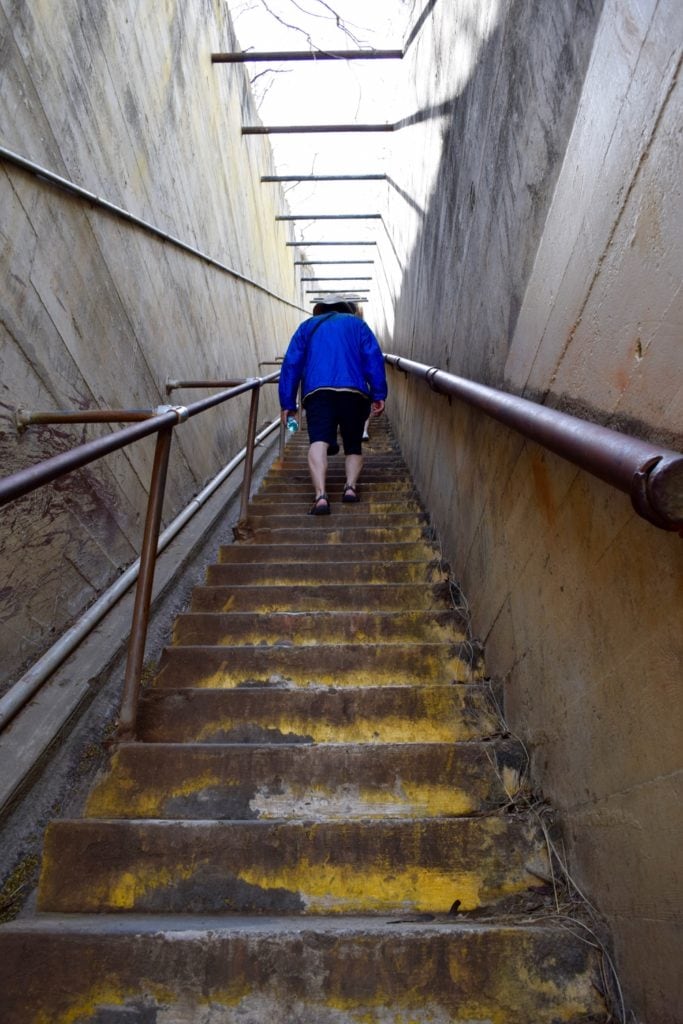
top-left (0, 417), bottom-right (608, 1022)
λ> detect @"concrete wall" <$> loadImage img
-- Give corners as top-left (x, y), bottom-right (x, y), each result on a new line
top-left (0, 0), bottom-right (303, 688)
top-left (380, 1), bottom-right (682, 1020)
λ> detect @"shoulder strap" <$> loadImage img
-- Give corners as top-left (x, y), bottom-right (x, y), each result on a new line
top-left (305, 312), bottom-right (337, 345)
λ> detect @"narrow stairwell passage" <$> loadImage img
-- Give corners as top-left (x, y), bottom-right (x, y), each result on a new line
top-left (0, 419), bottom-right (607, 1022)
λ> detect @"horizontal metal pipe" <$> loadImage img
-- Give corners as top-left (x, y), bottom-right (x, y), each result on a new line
top-left (276, 214), bottom-right (382, 220)
top-left (166, 379), bottom-right (248, 392)
top-left (286, 241), bottom-right (377, 246)
top-left (302, 277), bottom-right (372, 281)
top-left (0, 417), bottom-right (280, 731)
top-left (385, 354), bottom-right (683, 533)
top-left (0, 144), bottom-right (305, 313)
top-left (243, 124), bottom-right (394, 135)
top-left (213, 49), bottom-right (403, 63)
top-left (306, 288), bottom-right (370, 294)
top-left (16, 409), bottom-right (156, 428)
top-left (0, 377), bottom-right (279, 508)
top-left (294, 260), bottom-right (375, 265)
top-left (310, 297), bottom-right (367, 303)
top-left (263, 174), bottom-right (386, 182)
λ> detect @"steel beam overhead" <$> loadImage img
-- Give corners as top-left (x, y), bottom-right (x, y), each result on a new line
top-left (310, 297), bottom-right (367, 303)
top-left (243, 124), bottom-right (394, 135)
top-left (262, 174), bottom-right (387, 182)
top-left (294, 260), bottom-right (375, 265)
top-left (276, 214), bottom-right (381, 221)
top-left (212, 49), bottom-right (403, 63)
top-left (307, 289), bottom-right (370, 294)
top-left (286, 241), bottom-right (377, 246)
top-left (302, 277), bottom-right (373, 282)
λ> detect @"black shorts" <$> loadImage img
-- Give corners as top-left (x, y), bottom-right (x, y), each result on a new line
top-left (303, 390), bottom-right (371, 455)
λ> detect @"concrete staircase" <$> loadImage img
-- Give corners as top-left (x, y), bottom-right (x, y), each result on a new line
top-left (0, 419), bottom-right (607, 1022)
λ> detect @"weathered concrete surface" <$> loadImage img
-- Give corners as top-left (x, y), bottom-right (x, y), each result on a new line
top-left (38, 816), bottom-right (546, 914)
top-left (0, 0), bottom-right (302, 688)
top-left (85, 740), bottom-right (524, 819)
top-left (0, 916), bottom-right (605, 1024)
top-left (380, 1), bottom-right (682, 1019)
top-left (136, 684), bottom-right (500, 745)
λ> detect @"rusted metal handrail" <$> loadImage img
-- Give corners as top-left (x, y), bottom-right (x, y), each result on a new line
top-left (0, 372), bottom-right (280, 738)
top-left (385, 354), bottom-right (683, 534)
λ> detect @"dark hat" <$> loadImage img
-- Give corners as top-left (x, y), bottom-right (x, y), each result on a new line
top-left (312, 294), bottom-right (357, 314)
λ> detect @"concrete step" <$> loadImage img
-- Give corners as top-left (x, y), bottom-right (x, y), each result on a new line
top-left (206, 560), bottom-right (445, 586)
top-left (190, 581), bottom-right (458, 613)
top-left (171, 609), bottom-right (469, 646)
top-left (38, 816), bottom-right (547, 914)
top-left (218, 541), bottom-right (438, 564)
top-left (244, 511), bottom-right (426, 530)
top-left (258, 480), bottom-right (417, 495)
top-left (84, 741), bottom-right (524, 820)
top-left (248, 492), bottom-right (424, 509)
top-left (0, 915), bottom-right (606, 1024)
top-left (154, 640), bottom-right (484, 689)
top-left (136, 684), bottom-right (500, 744)
top-left (243, 524), bottom-right (431, 545)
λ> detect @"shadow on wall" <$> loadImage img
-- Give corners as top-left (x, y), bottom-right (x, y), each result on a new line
top-left (389, 0), bottom-right (606, 386)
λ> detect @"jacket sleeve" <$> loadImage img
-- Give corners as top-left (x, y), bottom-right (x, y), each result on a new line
top-left (359, 323), bottom-right (388, 402)
top-left (278, 324), bottom-right (308, 410)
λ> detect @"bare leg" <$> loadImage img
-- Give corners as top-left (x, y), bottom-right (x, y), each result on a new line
top-left (345, 453), bottom-right (363, 488)
top-left (308, 441), bottom-right (328, 496)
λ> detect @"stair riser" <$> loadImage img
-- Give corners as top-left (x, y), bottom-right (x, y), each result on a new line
top-left (39, 818), bottom-right (547, 915)
top-left (154, 642), bottom-right (484, 689)
top-left (172, 610), bottom-right (468, 646)
top-left (244, 514), bottom-right (425, 530)
top-left (190, 582), bottom-right (456, 613)
top-left (86, 742), bottom-right (524, 820)
top-left (249, 497), bottom-right (423, 512)
top-left (218, 542), bottom-right (437, 564)
top-left (0, 922), bottom-right (605, 1024)
top-left (206, 561), bottom-right (445, 585)
top-left (136, 686), bottom-right (500, 745)
top-left (244, 526), bottom-right (429, 544)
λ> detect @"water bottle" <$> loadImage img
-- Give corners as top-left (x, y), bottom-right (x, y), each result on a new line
top-left (286, 416), bottom-right (299, 434)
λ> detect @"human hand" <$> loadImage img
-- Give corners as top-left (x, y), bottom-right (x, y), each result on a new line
top-left (371, 400), bottom-right (385, 416)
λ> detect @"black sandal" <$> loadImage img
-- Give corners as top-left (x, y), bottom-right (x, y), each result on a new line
top-left (342, 483), bottom-right (360, 504)
top-left (309, 493), bottom-right (331, 515)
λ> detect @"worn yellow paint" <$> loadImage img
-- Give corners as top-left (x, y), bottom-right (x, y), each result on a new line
top-left (192, 653), bottom-right (480, 689)
top-left (34, 981), bottom-right (252, 1024)
top-left (446, 955), bottom-right (598, 1024)
top-left (400, 780), bottom-right (476, 816)
top-left (236, 857), bottom-right (482, 913)
top-left (86, 768), bottom-right (223, 818)
top-left (96, 864), bottom-right (196, 911)
top-left (196, 704), bottom-right (490, 744)
top-left (33, 982), bottom-right (174, 1024)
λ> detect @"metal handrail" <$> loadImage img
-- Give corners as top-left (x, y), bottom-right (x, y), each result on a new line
top-left (385, 354), bottom-right (683, 534)
top-left (0, 371), bottom-right (280, 738)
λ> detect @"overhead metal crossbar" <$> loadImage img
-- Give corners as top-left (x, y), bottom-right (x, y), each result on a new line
top-left (243, 124), bottom-right (394, 135)
top-left (307, 288), bottom-right (370, 294)
top-left (286, 241), bottom-right (377, 246)
top-left (294, 260), bottom-right (375, 265)
top-left (262, 174), bottom-right (387, 182)
top-left (302, 277), bottom-right (372, 282)
top-left (212, 49), bottom-right (403, 63)
top-left (276, 214), bottom-right (381, 221)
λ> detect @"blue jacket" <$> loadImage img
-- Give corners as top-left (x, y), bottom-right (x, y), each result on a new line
top-left (278, 313), bottom-right (388, 410)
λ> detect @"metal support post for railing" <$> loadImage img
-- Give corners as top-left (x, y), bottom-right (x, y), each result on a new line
top-left (238, 385), bottom-right (261, 527)
top-left (117, 426), bottom-right (174, 739)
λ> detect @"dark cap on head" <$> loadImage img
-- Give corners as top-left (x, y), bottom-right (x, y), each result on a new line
top-left (312, 294), bottom-right (358, 316)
